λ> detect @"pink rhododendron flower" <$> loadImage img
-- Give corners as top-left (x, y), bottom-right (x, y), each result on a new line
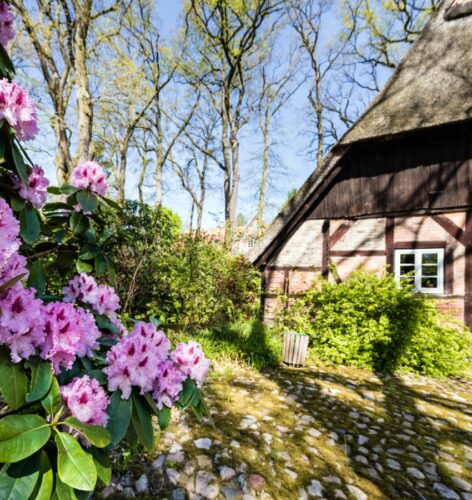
top-left (171, 341), bottom-right (210, 387)
top-left (152, 360), bottom-right (186, 410)
top-left (0, 286), bottom-right (45, 362)
top-left (0, 253), bottom-right (28, 288)
top-left (41, 302), bottom-right (101, 374)
top-left (63, 273), bottom-right (120, 320)
top-left (61, 375), bottom-right (109, 427)
top-left (105, 322), bottom-right (170, 399)
top-left (0, 3), bottom-right (14, 48)
top-left (0, 79), bottom-right (38, 141)
top-left (69, 161), bottom-right (108, 196)
top-left (0, 197), bottom-right (20, 269)
top-left (14, 165), bottom-right (49, 208)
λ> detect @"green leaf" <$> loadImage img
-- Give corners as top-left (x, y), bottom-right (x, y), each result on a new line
top-left (27, 260), bottom-right (46, 296)
top-left (143, 393), bottom-right (160, 417)
top-left (25, 358), bottom-right (53, 403)
top-left (41, 377), bottom-right (61, 416)
top-left (196, 389), bottom-right (215, 428)
top-left (101, 196), bottom-right (121, 210)
top-left (54, 432), bottom-right (97, 491)
top-left (0, 415), bottom-right (51, 463)
top-left (95, 315), bottom-right (120, 336)
top-left (94, 254), bottom-right (107, 277)
top-left (158, 406), bottom-right (171, 431)
top-left (149, 317), bottom-right (161, 327)
top-left (63, 418), bottom-right (111, 448)
top-left (11, 143), bottom-right (28, 185)
top-left (33, 452), bottom-right (54, 500)
top-left (43, 202), bottom-right (73, 212)
top-left (76, 191), bottom-right (98, 213)
top-left (104, 256), bottom-right (116, 287)
top-left (20, 206), bottom-right (40, 245)
top-left (87, 370), bottom-right (107, 385)
top-left (46, 186), bottom-right (61, 195)
top-left (131, 392), bottom-right (154, 450)
top-left (89, 447), bottom-right (111, 486)
top-left (75, 259), bottom-right (92, 273)
top-left (0, 454), bottom-right (40, 500)
top-left (59, 185), bottom-right (80, 195)
top-left (0, 352), bottom-right (28, 410)
top-left (0, 273), bottom-right (28, 293)
top-left (177, 378), bottom-right (196, 410)
top-left (69, 213), bottom-right (87, 234)
top-left (79, 244), bottom-right (100, 261)
top-left (0, 42), bottom-right (15, 77)
top-left (106, 391), bottom-right (132, 448)
top-left (10, 197), bottom-right (25, 212)
top-left (53, 474), bottom-right (77, 500)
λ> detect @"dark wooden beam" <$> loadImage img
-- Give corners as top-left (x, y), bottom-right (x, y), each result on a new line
top-left (393, 240), bottom-right (447, 249)
top-left (385, 217), bottom-right (395, 272)
top-left (321, 219), bottom-right (330, 278)
top-left (329, 221), bottom-right (354, 247)
top-left (266, 266), bottom-right (322, 272)
top-left (255, 149), bottom-right (350, 268)
top-left (431, 214), bottom-right (466, 246)
top-left (444, 242), bottom-right (454, 295)
top-left (330, 250), bottom-right (385, 257)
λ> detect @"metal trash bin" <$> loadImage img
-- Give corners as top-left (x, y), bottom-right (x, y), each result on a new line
top-left (282, 332), bottom-right (309, 366)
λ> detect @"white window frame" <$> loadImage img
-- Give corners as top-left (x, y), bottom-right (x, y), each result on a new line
top-left (394, 248), bottom-right (444, 295)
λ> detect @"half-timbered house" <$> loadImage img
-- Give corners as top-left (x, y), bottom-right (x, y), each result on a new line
top-left (250, 0), bottom-right (472, 327)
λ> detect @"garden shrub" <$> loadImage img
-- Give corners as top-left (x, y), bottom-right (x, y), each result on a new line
top-left (110, 216), bottom-right (261, 329)
top-left (277, 270), bottom-right (472, 376)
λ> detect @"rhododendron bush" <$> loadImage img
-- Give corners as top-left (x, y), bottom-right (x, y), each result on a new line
top-left (0, 4), bottom-right (211, 498)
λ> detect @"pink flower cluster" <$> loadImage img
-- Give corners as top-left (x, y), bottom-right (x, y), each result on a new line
top-left (0, 197), bottom-right (21, 274)
top-left (152, 360), bottom-right (186, 410)
top-left (14, 165), bottom-right (49, 208)
top-left (105, 322), bottom-right (171, 399)
top-left (61, 375), bottom-right (109, 427)
top-left (41, 302), bottom-right (101, 374)
top-left (70, 162), bottom-right (108, 196)
top-left (0, 79), bottom-right (38, 141)
top-left (105, 323), bottom-right (210, 408)
top-left (171, 341), bottom-right (210, 387)
top-left (0, 286), bottom-right (45, 363)
top-left (63, 273), bottom-right (120, 320)
top-left (0, 3), bottom-right (14, 48)
top-left (0, 199), bottom-right (42, 362)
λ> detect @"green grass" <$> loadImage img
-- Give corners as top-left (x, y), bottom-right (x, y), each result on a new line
top-left (169, 319), bottom-right (282, 371)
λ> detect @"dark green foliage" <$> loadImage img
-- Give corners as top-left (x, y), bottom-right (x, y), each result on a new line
top-left (277, 270), bottom-right (472, 376)
top-left (109, 202), bottom-right (261, 330)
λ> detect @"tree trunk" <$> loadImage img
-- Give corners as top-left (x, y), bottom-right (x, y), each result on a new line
top-left (155, 105), bottom-right (163, 207)
top-left (53, 113), bottom-right (73, 183)
top-left (138, 160), bottom-right (148, 205)
top-left (257, 104), bottom-right (270, 239)
top-left (74, 1), bottom-right (94, 164)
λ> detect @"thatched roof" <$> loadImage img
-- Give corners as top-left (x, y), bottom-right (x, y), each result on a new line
top-left (250, 0), bottom-right (472, 267)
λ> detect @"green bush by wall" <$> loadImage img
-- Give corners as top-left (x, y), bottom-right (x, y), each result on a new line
top-left (277, 270), bottom-right (472, 377)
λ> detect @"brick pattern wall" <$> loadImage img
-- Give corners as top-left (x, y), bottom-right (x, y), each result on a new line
top-left (269, 220), bottom-right (324, 267)
top-left (262, 211), bottom-right (469, 325)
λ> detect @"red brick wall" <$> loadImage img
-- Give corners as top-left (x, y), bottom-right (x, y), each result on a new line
top-left (262, 211), bottom-right (469, 325)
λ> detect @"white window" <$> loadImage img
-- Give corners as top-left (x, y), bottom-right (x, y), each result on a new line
top-left (394, 248), bottom-right (444, 294)
top-left (247, 239), bottom-right (255, 248)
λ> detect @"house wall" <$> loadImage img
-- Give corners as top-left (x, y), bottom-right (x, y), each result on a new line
top-left (262, 212), bottom-right (468, 324)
